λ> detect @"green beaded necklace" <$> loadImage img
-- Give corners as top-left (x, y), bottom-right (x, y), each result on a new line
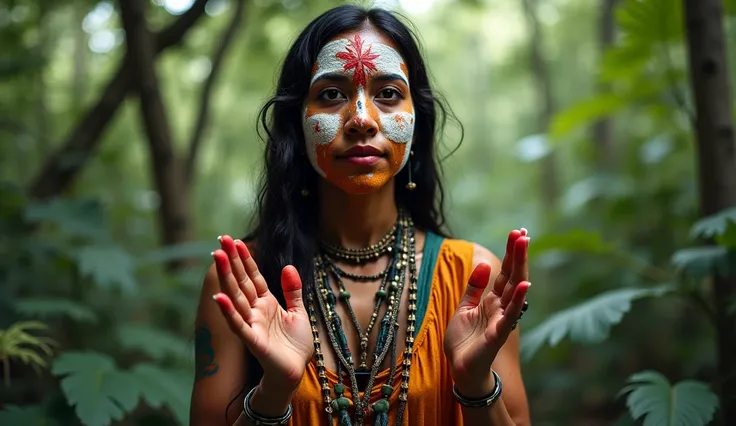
top-left (308, 211), bottom-right (419, 426)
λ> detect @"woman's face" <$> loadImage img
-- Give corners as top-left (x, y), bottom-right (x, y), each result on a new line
top-left (302, 27), bottom-right (415, 195)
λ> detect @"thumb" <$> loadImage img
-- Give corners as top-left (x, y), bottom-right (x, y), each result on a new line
top-left (458, 263), bottom-right (492, 310)
top-left (281, 265), bottom-right (305, 313)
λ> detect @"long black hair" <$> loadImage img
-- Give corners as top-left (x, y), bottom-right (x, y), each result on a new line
top-left (235, 4), bottom-right (461, 413)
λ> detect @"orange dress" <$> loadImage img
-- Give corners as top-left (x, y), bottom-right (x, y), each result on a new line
top-left (290, 233), bottom-right (474, 425)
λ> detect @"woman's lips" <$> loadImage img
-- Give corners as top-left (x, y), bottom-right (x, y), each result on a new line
top-left (343, 155), bottom-right (382, 166)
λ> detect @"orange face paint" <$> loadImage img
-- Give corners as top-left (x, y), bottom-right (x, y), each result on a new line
top-left (303, 34), bottom-right (415, 194)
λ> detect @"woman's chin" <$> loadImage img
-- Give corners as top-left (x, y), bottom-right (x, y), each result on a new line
top-left (328, 172), bottom-right (392, 195)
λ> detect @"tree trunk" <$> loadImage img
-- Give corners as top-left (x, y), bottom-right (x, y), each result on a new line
top-left (682, 0), bottom-right (736, 423)
top-left (119, 0), bottom-right (192, 254)
top-left (522, 0), bottom-right (559, 209)
top-left (592, 0), bottom-right (617, 170)
top-left (27, 0), bottom-right (211, 200)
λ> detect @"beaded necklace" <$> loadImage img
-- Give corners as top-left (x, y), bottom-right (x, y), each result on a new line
top-left (308, 211), bottom-right (419, 426)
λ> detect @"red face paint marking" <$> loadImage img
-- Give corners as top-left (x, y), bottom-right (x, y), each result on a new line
top-left (394, 114), bottom-right (406, 130)
top-left (314, 123), bottom-right (321, 133)
top-left (336, 34), bottom-right (379, 87)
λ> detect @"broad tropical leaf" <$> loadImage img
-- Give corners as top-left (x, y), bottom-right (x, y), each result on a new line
top-left (75, 245), bottom-right (137, 292)
top-left (616, 0), bottom-right (683, 45)
top-left (14, 298), bottom-right (97, 323)
top-left (521, 286), bottom-right (672, 360)
top-left (690, 207), bottom-right (736, 247)
top-left (117, 325), bottom-right (191, 361)
top-left (618, 371), bottom-right (719, 426)
top-left (0, 404), bottom-right (57, 426)
top-left (24, 197), bottom-right (108, 240)
top-left (52, 352), bottom-right (140, 426)
top-left (130, 364), bottom-right (193, 425)
top-left (671, 246), bottom-right (729, 279)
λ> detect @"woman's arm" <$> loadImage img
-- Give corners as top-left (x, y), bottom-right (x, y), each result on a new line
top-left (189, 261), bottom-right (301, 426)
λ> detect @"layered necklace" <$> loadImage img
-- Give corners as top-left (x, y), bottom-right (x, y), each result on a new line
top-left (307, 210), bottom-right (418, 426)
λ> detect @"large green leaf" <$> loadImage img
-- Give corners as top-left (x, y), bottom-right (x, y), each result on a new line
top-left (690, 207), bottom-right (736, 248)
top-left (0, 404), bottom-right (57, 426)
top-left (52, 352), bottom-right (140, 426)
top-left (117, 324), bottom-right (191, 361)
top-left (24, 198), bottom-right (108, 241)
top-left (130, 364), bottom-right (193, 426)
top-left (14, 298), bottom-right (97, 323)
top-left (75, 245), bottom-right (137, 293)
top-left (521, 285), bottom-right (673, 360)
top-left (616, 0), bottom-right (683, 45)
top-left (671, 246), bottom-right (730, 279)
top-left (618, 371), bottom-right (719, 426)
top-left (549, 94), bottom-right (627, 140)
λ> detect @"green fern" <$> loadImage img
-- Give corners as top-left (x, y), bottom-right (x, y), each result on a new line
top-left (618, 371), bottom-right (719, 426)
top-left (521, 285), bottom-right (673, 360)
top-left (0, 321), bottom-right (56, 387)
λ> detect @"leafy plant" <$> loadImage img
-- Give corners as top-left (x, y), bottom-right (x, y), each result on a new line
top-left (0, 321), bottom-right (56, 387)
top-left (618, 371), bottom-right (719, 426)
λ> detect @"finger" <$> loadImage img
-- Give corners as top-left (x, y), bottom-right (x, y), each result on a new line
top-left (281, 265), bottom-right (305, 313)
top-left (458, 263), bottom-right (492, 310)
top-left (492, 229), bottom-right (522, 295)
top-left (241, 244), bottom-right (271, 297)
top-left (501, 235), bottom-right (530, 306)
top-left (212, 293), bottom-right (257, 345)
top-left (213, 250), bottom-right (252, 321)
top-left (236, 240), bottom-right (269, 297)
top-left (496, 281), bottom-right (530, 334)
top-left (220, 236), bottom-right (257, 306)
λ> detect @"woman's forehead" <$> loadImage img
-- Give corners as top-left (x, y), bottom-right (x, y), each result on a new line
top-left (311, 28), bottom-right (409, 86)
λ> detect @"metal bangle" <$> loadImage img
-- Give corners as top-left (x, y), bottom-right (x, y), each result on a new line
top-left (242, 385), bottom-right (293, 425)
top-left (452, 369), bottom-right (503, 408)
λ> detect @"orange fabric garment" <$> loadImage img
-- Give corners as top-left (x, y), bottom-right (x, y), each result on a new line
top-left (290, 238), bottom-right (475, 425)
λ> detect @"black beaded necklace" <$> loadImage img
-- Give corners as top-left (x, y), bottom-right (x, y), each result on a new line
top-left (308, 211), bottom-right (419, 426)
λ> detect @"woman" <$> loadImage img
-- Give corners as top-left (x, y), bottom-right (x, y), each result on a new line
top-left (190, 5), bottom-right (531, 426)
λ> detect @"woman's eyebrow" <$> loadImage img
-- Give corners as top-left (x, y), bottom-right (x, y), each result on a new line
top-left (311, 72), bottom-right (350, 86)
top-left (370, 73), bottom-right (408, 86)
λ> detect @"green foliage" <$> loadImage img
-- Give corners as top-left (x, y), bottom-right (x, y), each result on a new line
top-left (52, 352), bottom-right (140, 426)
top-left (75, 244), bottom-right (137, 293)
top-left (116, 324), bottom-right (191, 361)
top-left (528, 229), bottom-right (614, 259)
top-left (618, 371), bottom-right (719, 426)
top-left (0, 404), bottom-right (57, 426)
top-left (0, 321), bottom-right (56, 385)
top-left (130, 364), bottom-right (193, 426)
top-left (671, 246), bottom-right (730, 279)
top-left (521, 285), bottom-right (673, 360)
top-left (14, 298), bottom-right (98, 323)
top-left (690, 207), bottom-right (736, 248)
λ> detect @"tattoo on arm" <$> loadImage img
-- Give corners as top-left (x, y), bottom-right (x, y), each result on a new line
top-left (195, 323), bottom-right (219, 381)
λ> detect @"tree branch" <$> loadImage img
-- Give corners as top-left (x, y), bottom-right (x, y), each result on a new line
top-left (27, 0), bottom-right (211, 200)
top-left (119, 0), bottom-right (192, 248)
top-left (186, 0), bottom-right (247, 183)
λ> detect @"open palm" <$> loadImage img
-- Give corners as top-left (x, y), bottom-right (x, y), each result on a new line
top-left (212, 236), bottom-right (313, 385)
top-left (444, 229), bottom-right (530, 384)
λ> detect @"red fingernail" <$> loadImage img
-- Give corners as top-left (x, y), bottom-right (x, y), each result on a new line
top-left (212, 293), bottom-right (234, 313)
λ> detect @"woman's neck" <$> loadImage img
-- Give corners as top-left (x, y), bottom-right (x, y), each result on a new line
top-left (318, 179), bottom-right (399, 249)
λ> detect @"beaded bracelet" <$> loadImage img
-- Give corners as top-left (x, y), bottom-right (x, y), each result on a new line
top-left (242, 385), bottom-right (293, 425)
top-left (452, 369), bottom-right (503, 408)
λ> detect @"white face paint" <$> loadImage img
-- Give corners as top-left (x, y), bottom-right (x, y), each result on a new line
top-left (303, 34), bottom-right (415, 186)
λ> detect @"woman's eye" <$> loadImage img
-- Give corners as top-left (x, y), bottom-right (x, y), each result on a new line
top-left (319, 89), bottom-right (345, 101)
top-left (377, 88), bottom-right (401, 100)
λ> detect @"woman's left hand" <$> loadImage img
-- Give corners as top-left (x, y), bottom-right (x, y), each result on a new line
top-left (443, 229), bottom-right (530, 395)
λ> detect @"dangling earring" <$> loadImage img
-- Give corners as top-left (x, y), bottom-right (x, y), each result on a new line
top-left (406, 150), bottom-right (417, 191)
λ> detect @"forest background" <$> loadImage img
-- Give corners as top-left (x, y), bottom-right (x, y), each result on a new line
top-left (1, 0), bottom-right (736, 425)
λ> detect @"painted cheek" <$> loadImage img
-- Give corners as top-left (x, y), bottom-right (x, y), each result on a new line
top-left (303, 112), bottom-right (341, 176)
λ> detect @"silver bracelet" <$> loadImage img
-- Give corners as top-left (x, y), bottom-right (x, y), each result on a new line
top-left (452, 369), bottom-right (503, 408)
top-left (242, 385), bottom-right (293, 425)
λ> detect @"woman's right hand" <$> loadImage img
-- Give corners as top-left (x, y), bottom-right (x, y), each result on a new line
top-left (211, 235), bottom-right (314, 391)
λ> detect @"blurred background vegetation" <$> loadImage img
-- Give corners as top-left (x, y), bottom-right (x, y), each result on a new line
top-left (1, 0), bottom-right (735, 425)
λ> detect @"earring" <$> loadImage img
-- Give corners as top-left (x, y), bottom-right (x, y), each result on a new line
top-left (406, 150), bottom-right (416, 191)
top-left (301, 189), bottom-right (309, 197)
